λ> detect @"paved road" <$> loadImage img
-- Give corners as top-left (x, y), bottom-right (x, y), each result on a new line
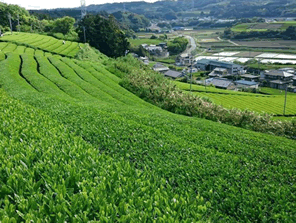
top-left (184, 35), bottom-right (197, 55)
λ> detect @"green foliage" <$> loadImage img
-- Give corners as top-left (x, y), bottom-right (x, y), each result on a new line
top-left (75, 44), bottom-right (108, 63)
top-left (51, 16), bottom-right (75, 35)
top-left (1, 33), bottom-right (82, 57)
top-left (227, 22), bottom-right (296, 40)
top-left (112, 11), bottom-right (150, 32)
top-left (78, 14), bottom-right (129, 58)
top-left (167, 37), bottom-right (189, 55)
top-left (119, 57), bottom-right (296, 139)
top-left (0, 2), bottom-right (30, 29)
top-left (150, 34), bottom-right (158, 39)
top-left (0, 34), bottom-right (296, 222)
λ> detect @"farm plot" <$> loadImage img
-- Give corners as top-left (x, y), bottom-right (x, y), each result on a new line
top-left (0, 52), bottom-right (5, 61)
top-left (190, 91), bottom-right (296, 115)
top-left (1, 43), bottom-right (17, 53)
top-left (14, 45), bottom-right (27, 54)
top-left (1, 33), bottom-right (82, 57)
top-left (235, 51), bottom-right (262, 57)
top-left (0, 42), bottom-right (9, 50)
top-left (213, 52), bottom-right (240, 56)
top-left (0, 49), bottom-right (295, 222)
top-left (232, 40), bottom-right (296, 48)
top-left (200, 41), bottom-right (234, 48)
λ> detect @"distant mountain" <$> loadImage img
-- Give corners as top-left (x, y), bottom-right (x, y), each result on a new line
top-left (30, 0), bottom-right (296, 19)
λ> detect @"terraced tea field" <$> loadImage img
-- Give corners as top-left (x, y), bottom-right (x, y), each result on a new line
top-left (0, 32), bottom-right (82, 57)
top-left (0, 42), bottom-right (52, 57)
top-left (178, 82), bottom-right (296, 115)
top-left (0, 36), bottom-right (295, 222)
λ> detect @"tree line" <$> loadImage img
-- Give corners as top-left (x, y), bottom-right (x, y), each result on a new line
top-left (0, 2), bottom-right (130, 58)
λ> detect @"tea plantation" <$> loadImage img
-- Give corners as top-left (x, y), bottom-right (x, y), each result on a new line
top-left (0, 36), bottom-right (295, 222)
top-left (0, 33), bottom-right (82, 57)
top-left (177, 81), bottom-right (296, 116)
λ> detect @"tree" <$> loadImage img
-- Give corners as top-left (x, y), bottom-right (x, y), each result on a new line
top-left (78, 14), bottom-right (129, 58)
top-left (52, 16), bottom-right (75, 35)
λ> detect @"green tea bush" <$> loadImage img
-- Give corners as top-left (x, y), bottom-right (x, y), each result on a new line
top-left (0, 90), bottom-right (206, 222)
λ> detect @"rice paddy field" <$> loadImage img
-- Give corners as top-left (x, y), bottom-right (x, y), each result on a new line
top-left (0, 32), bottom-right (83, 57)
top-left (0, 34), bottom-right (295, 222)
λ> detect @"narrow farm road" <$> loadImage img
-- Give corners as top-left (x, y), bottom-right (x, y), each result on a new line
top-left (184, 35), bottom-right (197, 55)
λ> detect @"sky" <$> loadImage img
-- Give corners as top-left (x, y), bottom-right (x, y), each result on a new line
top-left (1, 0), bottom-right (159, 10)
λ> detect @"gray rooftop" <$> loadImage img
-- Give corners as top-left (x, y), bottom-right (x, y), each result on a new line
top-left (214, 68), bottom-right (227, 72)
top-left (240, 74), bottom-right (259, 79)
top-left (264, 70), bottom-right (294, 78)
top-left (269, 80), bottom-right (291, 84)
top-left (235, 80), bottom-right (258, 86)
top-left (164, 70), bottom-right (182, 78)
top-left (206, 78), bottom-right (233, 88)
top-left (195, 59), bottom-right (242, 67)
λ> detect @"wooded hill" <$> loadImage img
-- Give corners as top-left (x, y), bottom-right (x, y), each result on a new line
top-left (30, 0), bottom-right (296, 19)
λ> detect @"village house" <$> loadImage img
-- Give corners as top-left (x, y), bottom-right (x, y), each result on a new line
top-left (139, 56), bottom-right (149, 65)
top-left (208, 68), bottom-right (229, 78)
top-left (194, 59), bottom-right (245, 75)
top-left (205, 78), bottom-right (235, 90)
top-left (261, 70), bottom-right (294, 90)
top-left (163, 70), bottom-right (184, 79)
top-left (152, 63), bottom-right (170, 73)
top-left (234, 80), bottom-right (259, 90)
top-left (240, 74), bottom-right (260, 82)
top-left (278, 68), bottom-right (295, 74)
top-left (141, 43), bottom-right (168, 57)
top-left (176, 53), bottom-right (191, 66)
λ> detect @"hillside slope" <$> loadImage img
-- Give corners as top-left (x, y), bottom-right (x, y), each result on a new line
top-left (30, 0), bottom-right (296, 19)
top-left (0, 40), bottom-right (295, 221)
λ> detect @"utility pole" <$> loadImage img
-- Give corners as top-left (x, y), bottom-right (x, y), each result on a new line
top-left (83, 26), bottom-right (86, 43)
top-left (81, 0), bottom-right (87, 43)
top-left (8, 13), bottom-right (12, 34)
top-left (190, 56), bottom-right (193, 92)
top-left (283, 84), bottom-right (288, 116)
top-left (17, 14), bottom-right (20, 32)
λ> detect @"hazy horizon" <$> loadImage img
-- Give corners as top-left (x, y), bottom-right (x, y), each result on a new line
top-left (1, 0), bottom-right (159, 10)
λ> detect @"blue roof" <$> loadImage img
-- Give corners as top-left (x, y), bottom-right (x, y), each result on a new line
top-left (235, 80), bottom-right (258, 86)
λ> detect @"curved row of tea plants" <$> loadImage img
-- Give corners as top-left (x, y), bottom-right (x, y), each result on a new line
top-left (0, 32), bottom-right (82, 57)
top-left (0, 49), bottom-right (295, 221)
top-left (0, 89), bottom-right (207, 222)
top-left (0, 42), bottom-right (53, 57)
